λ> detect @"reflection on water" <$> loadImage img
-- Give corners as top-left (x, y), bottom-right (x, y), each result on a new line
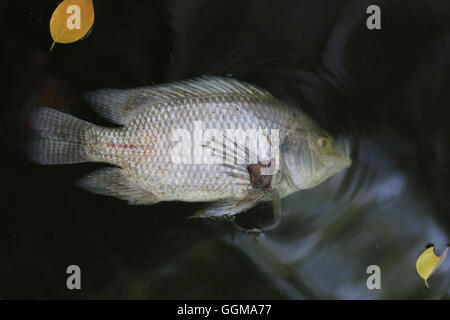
top-left (226, 138), bottom-right (449, 299)
top-left (2, 0), bottom-right (450, 299)
top-left (116, 137), bottom-right (448, 299)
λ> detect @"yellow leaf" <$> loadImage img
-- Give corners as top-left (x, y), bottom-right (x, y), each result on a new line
top-left (49, 0), bottom-right (95, 50)
top-left (416, 245), bottom-right (448, 288)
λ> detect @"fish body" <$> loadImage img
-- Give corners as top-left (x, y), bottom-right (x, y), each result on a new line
top-left (30, 77), bottom-right (351, 217)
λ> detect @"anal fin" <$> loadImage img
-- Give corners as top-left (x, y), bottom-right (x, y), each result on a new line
top-left (77, 167), bottom-right (159, 205)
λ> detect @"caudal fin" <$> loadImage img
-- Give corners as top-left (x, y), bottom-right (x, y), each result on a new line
top-left (29, 107), bottom-right (94, 165)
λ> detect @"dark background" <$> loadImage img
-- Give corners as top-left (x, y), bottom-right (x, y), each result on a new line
top-left (1, 0), bottom-right (449, 299)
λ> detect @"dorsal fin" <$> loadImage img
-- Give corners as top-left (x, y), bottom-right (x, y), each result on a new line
top-left (83, 76), bottom-right (275, 125)
top-left (83, 88), bottom-right (131, 125)
top-left (146, 76), bottom-right (274, 100)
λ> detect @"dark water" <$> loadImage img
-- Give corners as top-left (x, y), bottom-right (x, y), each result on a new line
top-left (1, 0), bottom-right (450, 299)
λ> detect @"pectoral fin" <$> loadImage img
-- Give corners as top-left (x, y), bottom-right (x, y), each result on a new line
top-left (77, 167), bottom-right (159, 205)
top-left (189, 193), bottom-right (261, 219)
top-left (227, 189), bottom-right (284, 234)
top-left (189, 188), bottom-right (282, 224)
top-left (232, 189), bottom-right (283, 234)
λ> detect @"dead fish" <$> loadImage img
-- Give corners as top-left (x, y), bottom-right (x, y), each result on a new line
top-left (29, 76), bottom-right (351, 230)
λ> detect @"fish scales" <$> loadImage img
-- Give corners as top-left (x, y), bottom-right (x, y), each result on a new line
top-left (86, 95), bottom-right (294, 202)
top-left (29, 76), bottom-right (351, 217)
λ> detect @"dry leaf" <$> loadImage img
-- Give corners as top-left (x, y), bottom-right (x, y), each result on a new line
top-left (416, 245), bottom-right (448, 288)
top-left (50, 0), bottom-right (95, 50)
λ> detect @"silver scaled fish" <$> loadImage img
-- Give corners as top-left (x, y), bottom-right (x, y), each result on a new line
top-left (29, 77), bottom-right (351, 230)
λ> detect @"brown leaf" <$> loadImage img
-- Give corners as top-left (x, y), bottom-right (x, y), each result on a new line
top-left (49, 0), bottom-right (95, 50)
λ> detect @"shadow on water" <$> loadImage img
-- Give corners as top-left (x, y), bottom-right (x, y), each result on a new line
top-left (1, 0), bottom-right (449, 298)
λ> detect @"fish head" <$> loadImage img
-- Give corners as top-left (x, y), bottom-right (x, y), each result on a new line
top-left (282, 130), bottom-right (351, 190)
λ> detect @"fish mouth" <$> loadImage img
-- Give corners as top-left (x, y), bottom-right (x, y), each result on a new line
top-left (335, 136), bottom-right (352, 171)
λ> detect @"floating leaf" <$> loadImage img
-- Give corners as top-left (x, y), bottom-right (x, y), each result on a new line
top-left (49, 0), bottom-right (95, 50)
top-left (416, 245), bottom-right (448, 288)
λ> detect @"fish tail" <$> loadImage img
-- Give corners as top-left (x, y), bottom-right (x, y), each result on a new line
top-left (29, 107), bottom-right (95, 165)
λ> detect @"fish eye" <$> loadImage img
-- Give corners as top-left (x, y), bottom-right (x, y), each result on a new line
top-left (317, 136), bottom-right (329, 149)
